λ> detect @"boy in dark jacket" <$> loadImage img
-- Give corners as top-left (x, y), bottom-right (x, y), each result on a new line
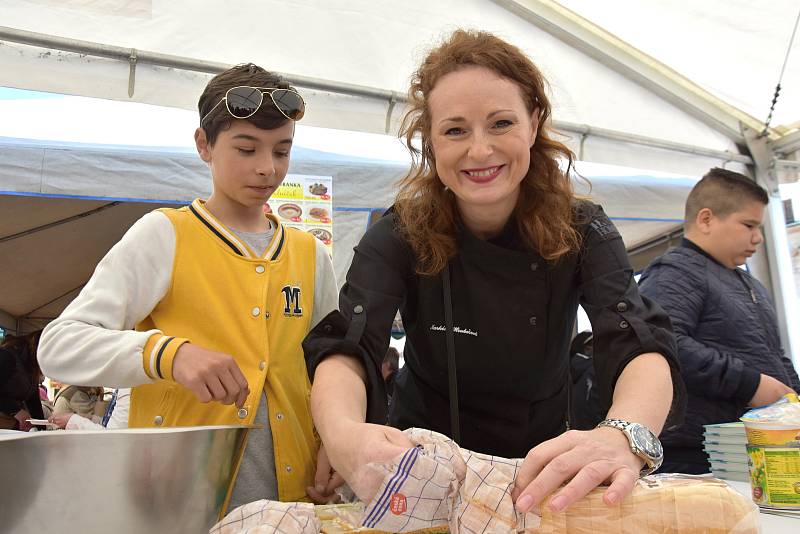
top-left (639, 167), bottom-right (800, 474)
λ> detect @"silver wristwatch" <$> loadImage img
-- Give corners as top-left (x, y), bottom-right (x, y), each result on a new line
top-left (596, 418), bottom-right (663, 476)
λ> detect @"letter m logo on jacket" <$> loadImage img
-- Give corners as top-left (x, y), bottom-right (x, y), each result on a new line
top-left (281, 285), bottom-right (303, 316)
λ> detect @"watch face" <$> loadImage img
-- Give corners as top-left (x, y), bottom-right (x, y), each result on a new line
top-left (630, 424), bottom-right (663, 459)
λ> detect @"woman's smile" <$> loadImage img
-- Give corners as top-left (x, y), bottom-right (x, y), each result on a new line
top-left (461, 164), bottom-right (505, 184)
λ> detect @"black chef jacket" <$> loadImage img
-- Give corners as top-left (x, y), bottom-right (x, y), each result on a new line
top-left (304, 201), bottom-right (685, 458)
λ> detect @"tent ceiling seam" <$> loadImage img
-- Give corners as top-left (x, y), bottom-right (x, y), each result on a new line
top-left (626, 225), bottom-right (684, 255)
top-left (20, 283), bottom-right (85, 318)
top-left (0, 201), bottom-right (120, 243)
top-left (0, 308), bottom-right (17, 320)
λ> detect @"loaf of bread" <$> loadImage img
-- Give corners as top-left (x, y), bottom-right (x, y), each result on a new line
top-left (316, 503), bottom-right (448, 533)
top-left (534, 475), bottom-right (759, 534)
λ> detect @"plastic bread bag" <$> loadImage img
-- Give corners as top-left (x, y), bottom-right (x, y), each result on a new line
top-left (343, 429), bottom-right (760, 533)
top-left (209, 501), bottom-right (320, 534)
top-left (212, 428), bottom-right (760, 533)
top-left (315, 476), bottom-right (760, 533)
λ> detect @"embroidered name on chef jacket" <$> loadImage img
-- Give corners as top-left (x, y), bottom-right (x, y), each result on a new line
top-left (429, 324), bottom-right (478, 337)
top-left (281, 285), bottom-right (303, 316)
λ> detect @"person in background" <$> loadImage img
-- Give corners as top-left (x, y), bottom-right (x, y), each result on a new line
top-left (304, 29), bottom-right (685, 514)
top-left (39, 381), bottom-right (54, 420)
top-left (569, 331), bottom-right (604, 431)
top-left (639, 167), bottom-right (800, 474)
top-left (49, 388), bottom-right (130, 430)
top-left (37, 63), bottom-right (339, 510)
top-left (52, 385), bottom-right (105, 423)
top-left (0, 331), bottom-right (45, 431)
top-left (381, 347), bottom-right (400, 397)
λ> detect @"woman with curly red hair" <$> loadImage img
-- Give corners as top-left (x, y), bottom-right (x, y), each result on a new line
top-left (304, 30), bottom-right (685, 513)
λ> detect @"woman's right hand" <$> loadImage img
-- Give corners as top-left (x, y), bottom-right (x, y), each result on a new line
top-left (324, 421), bottom-right (415, 501)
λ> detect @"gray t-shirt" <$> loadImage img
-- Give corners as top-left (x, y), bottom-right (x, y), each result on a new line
top-left (228, 225), bottom-right (279, 508)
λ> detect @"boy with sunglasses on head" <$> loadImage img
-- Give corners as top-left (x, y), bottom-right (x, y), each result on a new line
top-left (38, 64), bottom-right (339, 511)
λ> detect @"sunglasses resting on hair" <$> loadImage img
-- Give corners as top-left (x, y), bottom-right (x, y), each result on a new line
top-left (200, 85), bottom-right (305, 125)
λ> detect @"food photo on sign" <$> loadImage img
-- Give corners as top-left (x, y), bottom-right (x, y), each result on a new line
top-left (306, 204), bottom-right (331, 225)
top-left (265, 174), bottom-right (334, 252)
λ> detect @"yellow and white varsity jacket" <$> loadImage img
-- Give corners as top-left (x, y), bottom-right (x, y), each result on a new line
top-left (39, 199), bottom-right (338, 503)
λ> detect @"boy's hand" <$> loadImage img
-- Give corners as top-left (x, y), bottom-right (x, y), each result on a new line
top-left (172, 344), bottom-right (250, 407)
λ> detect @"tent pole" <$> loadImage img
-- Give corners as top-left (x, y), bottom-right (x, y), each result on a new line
top-left (0, 26), bottom-right (401, 102)
top-left (743, 125), bottom-right (800, 371)
top-left (0, 25), bottom-right (753, 166)
top-left (774, 131), bottom-right (800, 156)
top-left (554, 121), bottom-right (752, 165)
top-left (776, 159), bottom-right (800, 170)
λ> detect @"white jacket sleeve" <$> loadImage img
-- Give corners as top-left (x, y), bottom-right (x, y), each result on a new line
top-left (38, 211), bottom-right (176, 388)
top-left (311, 238), bottom-right (338, 330)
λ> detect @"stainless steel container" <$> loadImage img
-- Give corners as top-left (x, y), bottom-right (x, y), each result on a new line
top-left (0, 425), bottom-right (249, 533)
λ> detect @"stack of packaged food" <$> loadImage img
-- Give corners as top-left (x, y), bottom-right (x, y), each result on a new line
top-left (703, 422), bottom-right (749, 482)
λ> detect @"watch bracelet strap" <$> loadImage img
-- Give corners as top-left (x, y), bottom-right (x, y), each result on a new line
top-left (596, 418), bottom-right (659, 475)
top-left (596, 418), bottom-right (630, 431)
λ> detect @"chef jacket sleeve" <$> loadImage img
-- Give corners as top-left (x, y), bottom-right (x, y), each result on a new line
top-left (576, 203), bottom-right (686, 431)
top-left (303, 213), bottom-right (411, 424)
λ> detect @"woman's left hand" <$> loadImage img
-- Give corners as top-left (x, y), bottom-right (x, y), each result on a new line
top-left (512, 427), bottom-right (643, 514)
top-left (307, 443), bottom-right (345, 504)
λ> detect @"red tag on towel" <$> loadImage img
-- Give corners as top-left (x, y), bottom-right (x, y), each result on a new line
top-left (390, 493), bottom-right (407, 515)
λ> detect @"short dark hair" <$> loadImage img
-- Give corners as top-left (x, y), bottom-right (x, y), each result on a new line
top-left (685, 168), bottom-right (769, 226)
top-left (383, 347), bottom-right (400, 372)
top-left (198, 63), bottom-right (297, 145)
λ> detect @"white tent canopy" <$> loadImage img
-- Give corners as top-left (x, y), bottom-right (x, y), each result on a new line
top-left (1, 0), bottom-right (798, 361)
top-left (0, 0), bottom-right (773, 174)
top-left (0, 92), bottom-right (696, 334)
